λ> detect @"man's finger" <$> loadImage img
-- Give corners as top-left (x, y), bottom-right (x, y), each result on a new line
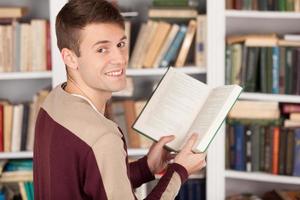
top-left (182, 133), bottom-right (198, 152)
top-left (157, 135), bottom-right (175, 147)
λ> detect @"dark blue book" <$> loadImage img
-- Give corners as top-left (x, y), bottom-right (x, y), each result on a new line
top-left (293, 129), bottom-right (300, 176)
top-left (234, 124), bottom-right (246, 171)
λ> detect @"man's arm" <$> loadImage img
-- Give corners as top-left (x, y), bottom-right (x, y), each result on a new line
top-left (145, 163), bottom-right (188, 200)
top-left (129, 156), bottom-right (155, 188)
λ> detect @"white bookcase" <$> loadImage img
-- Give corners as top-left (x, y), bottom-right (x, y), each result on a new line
top-left (221, 4), bottom-right (300, 199)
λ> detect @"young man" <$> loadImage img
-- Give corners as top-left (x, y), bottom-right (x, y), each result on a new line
top-left (33, 0), bottom-right (206, 199)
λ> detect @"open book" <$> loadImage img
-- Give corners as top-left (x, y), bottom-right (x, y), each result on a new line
top-left (132, 67), bottom-right (243, 153)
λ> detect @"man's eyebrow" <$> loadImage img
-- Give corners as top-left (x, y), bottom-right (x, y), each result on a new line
top-left (92, 35), bottom-right (127, 47)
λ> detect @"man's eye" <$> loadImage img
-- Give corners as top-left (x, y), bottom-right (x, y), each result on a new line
top-left (97, 48), bottom-right (107, 53)
top-left (117, 41), bottom-right (126, 48)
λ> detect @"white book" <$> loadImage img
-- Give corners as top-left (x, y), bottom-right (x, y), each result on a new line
top-left (284, 34), bottom-right (300, 41)
top-left (133, 67), bottom-right (242, 153)
top-left (152, 24), bottom-right (179, 68)
top-left (11, 104), bottom-right (24, 152)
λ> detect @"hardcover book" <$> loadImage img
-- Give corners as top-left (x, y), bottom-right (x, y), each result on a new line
top-left (132, 67), bottom-right (243, 153)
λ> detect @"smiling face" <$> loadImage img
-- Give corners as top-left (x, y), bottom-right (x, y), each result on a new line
top-left (72, 22), bottom-right (128, 95)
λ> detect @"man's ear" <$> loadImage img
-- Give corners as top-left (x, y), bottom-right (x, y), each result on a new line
top-left (61, 48), bottom-right (78, 70)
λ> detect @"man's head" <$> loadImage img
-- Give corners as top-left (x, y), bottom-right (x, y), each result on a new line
top-left (56, 0), bottom-right (124, 57)
top-left (56, 0), bottom-right (128, 94)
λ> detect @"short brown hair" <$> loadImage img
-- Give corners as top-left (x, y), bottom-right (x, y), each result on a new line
top-left (55, 0), bottom-right (125, 56)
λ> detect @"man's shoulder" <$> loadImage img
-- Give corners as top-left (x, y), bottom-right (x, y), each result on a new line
top-left (40, 84), bottom-right (122, 147)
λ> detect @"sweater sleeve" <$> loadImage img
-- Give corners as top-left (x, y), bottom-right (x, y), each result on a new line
top-left (144, 163), bottom-right (188, 200)
top-left (129, 156), bottom-right (155, 188)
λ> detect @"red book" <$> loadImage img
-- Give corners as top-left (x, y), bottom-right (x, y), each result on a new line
top-left (0, 104), bottom-right (4, 152)
top-left (272, 127), bottom-right (280, 174)
top-left (46, 21), bottom-right (52, 71)
top-left (282, 104), bottom-right (300, 114)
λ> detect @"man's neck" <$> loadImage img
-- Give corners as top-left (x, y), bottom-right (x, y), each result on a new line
top-left (64, 80), bottom-right (111, 114)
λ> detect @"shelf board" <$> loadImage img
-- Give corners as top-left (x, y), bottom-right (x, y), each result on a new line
top-left (225, 170), bottom-right (300, 185)
top-left (0, 151), bottom-right (33, 159)
top-left (0, 71), bottom-right (52, 80)
top-left (225, 10), bottom-right (300, 19)
top-left (239, 92), bottom-right (300, 103)
top-left (127, 148), bottom-right (149, 157)
top-left (126, 67), bottom-right (206, 76)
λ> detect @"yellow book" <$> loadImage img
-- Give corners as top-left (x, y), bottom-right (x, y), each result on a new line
top-left (0, 7), bottom-right (27, 18)
top-left (175, 19), bottom-right (197, 67)
top-left (143, 21), bottom-right (171, 68)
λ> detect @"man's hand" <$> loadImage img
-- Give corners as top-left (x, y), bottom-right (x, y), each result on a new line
top-left (147, 135), bottom-right (175, 174)
top-left (174, 134), bottom-right (206, 175)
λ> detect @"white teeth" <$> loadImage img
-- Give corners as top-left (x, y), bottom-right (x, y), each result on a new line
top-left (105, 69), bottom-right (123, 77)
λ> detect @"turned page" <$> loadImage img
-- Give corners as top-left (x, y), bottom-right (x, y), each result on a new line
top-left (133, 68), bottom-right (211, 151)
top-left (187, 85), bottom-right (242, 152)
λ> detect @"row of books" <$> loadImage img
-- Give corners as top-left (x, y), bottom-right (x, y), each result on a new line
top-left (226, 100), bottom-right (300, 176)
top-left (225, 35), bottom-right (300, 95)
top-left (0, 19), bottom-right (51, 73)
top-left (0, 160), bottom-right (33, 200)
top-left (0, 89), bottom-right (49, 152)
top-left (152, 0), bottom-right (199, 7)
top-left (129, 16), bottom-right (206, 69)
top-left (226, 120), bottom-right (300, 176)
top-left (229, 100), bottom-right (300, 127)
top-left (226, 0), bottom-right (300, 12)
top-left (226, 189), bottom-right (300, 200)
top-left (106, 100), bottom-right (153, 149)
top-left (135, 178), bottom-right (205, 200)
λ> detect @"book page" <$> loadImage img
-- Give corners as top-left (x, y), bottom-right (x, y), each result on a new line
top-left (133, 68), bottom-right (211, 151)
top-left (188, 85), bottom-right (242, 152)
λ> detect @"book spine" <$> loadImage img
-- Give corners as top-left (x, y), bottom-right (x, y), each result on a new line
top-left (225, 45), bottom-right (232, 85)
top-left (278, 128), bottom-right (287, 175)
top-left (234, 124), bottom-right (246, 171)
top-left (251, 125), bottom-right (260, 171)
top-left (285, 47), bottom-right (294, 94)
top-left (260, 47), bottom-right (268, 93)
top-left (160, 25), bottom-right (187, 68)
top-left (259, 126), bottom-right (266, 171)
top-left (271, 127), bottom-right (280, 174)
top-left (272, 47), bottom-right (280, 94)
top-left (286, 129), bottom-right (295, 175)
top-left (293, 129), bottom-right (300, 176)
top-left (245, 127), bottom-right (252, 172)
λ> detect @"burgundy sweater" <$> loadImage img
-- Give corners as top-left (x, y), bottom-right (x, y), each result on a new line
top-left (34, 84), bottom-right (188, 200)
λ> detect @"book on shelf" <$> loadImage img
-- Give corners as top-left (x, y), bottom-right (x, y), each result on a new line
top-left (0, 7), bottom-right (28, 19)
top-left (226, 36), bottom-right (300, 95)
top-left (226, 0), bottom-right (300, 11)
top-left (195, 15), bottom-right (206, 69)
top-left (132, 67), bottom-right (242, 153)
top-left (0, 19), bottom-right (51, 73)
top-left (226, 115), bottom-right (300, 176)
top-left (174, 19), bottom-right (196, 67)
top-left (0, 89), bottom-right (49, 153)
top-left (160, 24), bottom-right (187, 68)
top-left (143, 21), bottom-right (171, 68)
top-left (152, 23), bottom-right (180, 68)
top-left (148, 8), bottom-right (198, 19)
